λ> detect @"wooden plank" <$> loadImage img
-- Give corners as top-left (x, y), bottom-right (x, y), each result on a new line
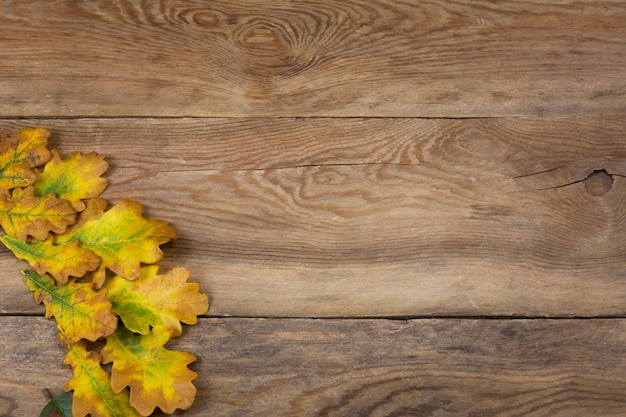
top-left (0, 1), bottom-right (625, 117)
top-left (1, 117), bottom-right (626, 317)
top-left (2, 316), bottom-right (626, 416)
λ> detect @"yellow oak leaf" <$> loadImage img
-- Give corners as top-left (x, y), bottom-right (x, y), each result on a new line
top-left (34, 149), bottom-right (108, 212)
top-left (102, 326), bottom-right (198, 416)
top-left (0, 186), bottom-right (76, 241)
top-left (23, 270), bottom-right (117, 344)
top-left (55, 198), bottom-right (177, 288)
top-left (64, 341), bottom-right (143, 417)
top-left (62, 195), bottom-right (107, 229)
top-left (0, 235), bottom-right (100, 284)
top-left (105, 265), bottom-right (209, 338)
top-left (0, 127), bottom-right (51, 193)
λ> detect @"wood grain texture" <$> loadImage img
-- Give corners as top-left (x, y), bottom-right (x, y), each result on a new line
top-left (0, 0), bottom-right (625, 117)
top-left (2, 317), bottom-right (626, 417)
top-left (1, 2), bottom-right (624, 416)
top-left (1, 117), bottom-right (626, 317)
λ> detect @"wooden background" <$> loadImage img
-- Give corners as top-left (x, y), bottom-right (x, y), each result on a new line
top-left (1, 1), bottom-right (626, 415)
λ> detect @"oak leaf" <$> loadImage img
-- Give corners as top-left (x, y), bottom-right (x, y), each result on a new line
top-left (0, 186), bottom-right (76, 241)
top-left (0, 127), bottom-right (50, 193)
top-left (55, 198), bottom-right (177, 287)
top-left (105, 265), bottom-right (209, 338)
top-left (64, 341), bottom-right (143, 417)
top-left (23, 270), bottom-right (117, 344)
top-left (102, 326), bottom-right (198, 416)
top-left (0, 128), bottom-right (205, 417)
top-left (0, 235), bottom-right (100, 284)
top-left (34, 150), bottom-right (108, 211)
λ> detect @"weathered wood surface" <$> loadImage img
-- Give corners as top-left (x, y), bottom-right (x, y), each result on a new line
top-left (2, 317), bottom-right (626, 417)
top-left (0, 0), bottom-right (625, 117)
top-left (1, 1), bottom-right (626, 416)
top-left (2, 117), bottom-right (626, 317)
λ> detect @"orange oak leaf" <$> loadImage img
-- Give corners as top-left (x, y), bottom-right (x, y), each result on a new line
top-left (105, 265), bottom-right (209, 338)
top-left (64, 341), bottom-right (143, 417)
top-left (0, 235), bottom-right (100, 284)
top-left (0, 127), bottom-right (51, 193)
top-left (23, 270), bottom-right (117, 344)
top-left (0, 186), bottom-right (76, 241)
top-left (34, 150), bottom-right (108, 212)
top-left (55, 198), bottom-right (177, 287)
top-left (102, 326), bottom-right (198, 416)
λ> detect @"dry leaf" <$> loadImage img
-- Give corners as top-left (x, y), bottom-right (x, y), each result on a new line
top-left (1, 235), bottom-right (100, 284)
top-left (34, 150), bottom-right (108, 211)
top-left (64, 342), bottom-right (143, 417)
top-left (105, 265), bottom-right (208, 338)
top-left (23, 270), bottom-right (118, 344)
top-left (0, 186), bottom-right (76, 241)
top-left (55, 199), bottom-right (177, 287)
top-left (102, 326), bottom-right (198, 416)
top-left (0, 127), bottom-right (50, 193)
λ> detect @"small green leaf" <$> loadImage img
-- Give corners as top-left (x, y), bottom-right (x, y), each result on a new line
top-left (40, 390), bottom-right (72, 417)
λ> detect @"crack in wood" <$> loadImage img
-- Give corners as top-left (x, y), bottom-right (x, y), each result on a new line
top-left (156, 162), bottom-right (417, 174)
top-left (517, 168), bottom-right (623, 194)
top-left (512, 165), bottom-right (564, 179)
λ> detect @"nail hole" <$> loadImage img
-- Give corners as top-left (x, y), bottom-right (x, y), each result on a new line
top-left (584, 169), bottom-right (613, 195)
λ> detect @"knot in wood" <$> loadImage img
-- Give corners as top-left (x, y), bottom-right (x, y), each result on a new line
top-left (584, 169), bottom-right (613, 195)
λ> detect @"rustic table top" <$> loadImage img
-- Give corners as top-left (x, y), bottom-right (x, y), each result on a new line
top-left (1, 1), bottom-right (626, 416)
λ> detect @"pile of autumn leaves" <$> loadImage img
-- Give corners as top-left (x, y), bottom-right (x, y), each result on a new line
top-left (0, 128), bottom-right (209, 417)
